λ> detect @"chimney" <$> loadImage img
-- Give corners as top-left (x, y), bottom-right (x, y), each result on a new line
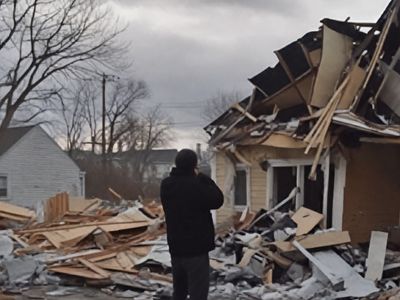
top-left (196, 143), bottom-right (202, 161)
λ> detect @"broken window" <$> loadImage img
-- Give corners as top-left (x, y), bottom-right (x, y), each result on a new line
top-left (0, 176), bottom-right (8, 198)
top-left (234, 168), bottom-right (248, 208)
top-left (273, 166), bottom-right (297, 211)
top-left (268, 162), bottom-right (335, 226)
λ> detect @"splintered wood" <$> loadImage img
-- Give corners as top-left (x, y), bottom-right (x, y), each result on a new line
top-left (44, 192), bottom-right (69, 223)
top-left (3, 192), bottom-right (169, 285)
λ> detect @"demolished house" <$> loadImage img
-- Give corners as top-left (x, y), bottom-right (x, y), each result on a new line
top-left (205, 0), bottom-right (400, 243)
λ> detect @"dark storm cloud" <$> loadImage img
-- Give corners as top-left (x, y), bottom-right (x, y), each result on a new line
top-left (113, 0), bottom-right (302, 16)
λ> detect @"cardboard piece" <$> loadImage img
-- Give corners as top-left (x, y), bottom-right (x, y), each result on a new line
top-left (275, 231), bottom-right (351, 253)
top-left (292, 207), bottom-right (323, 236)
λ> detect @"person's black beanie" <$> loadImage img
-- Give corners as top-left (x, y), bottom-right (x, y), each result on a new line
top-left (175, 149), bottom-right (198, 170)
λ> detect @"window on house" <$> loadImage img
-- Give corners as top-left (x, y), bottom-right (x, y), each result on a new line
top-left (0, 176), bottom-right (7, 198)
top-left (268, 162), bottom-right (335, 227)
top-left (273, 167), bottom-right (297, 211)
top-left (234, 169), bottom-right (248, 207)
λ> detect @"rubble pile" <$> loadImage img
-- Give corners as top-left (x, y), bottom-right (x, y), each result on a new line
top-left (0, 193), bottom-right (398, 299)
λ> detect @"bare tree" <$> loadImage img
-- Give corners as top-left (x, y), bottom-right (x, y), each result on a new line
top-left (105, 79), bottom-right (148, 153)
top-left (118, 105), bottom-right (173, 187)
top-left (59, 84), bottom-right (88, 154)
top-left (0, 0), bottom-right (127, 136)
top-left (202, 90), bottom-right (243, 122)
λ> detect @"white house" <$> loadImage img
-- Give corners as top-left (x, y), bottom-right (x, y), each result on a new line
top-left (0, 125), bottom-right (85, 208)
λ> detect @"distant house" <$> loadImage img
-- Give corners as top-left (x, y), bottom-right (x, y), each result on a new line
top-left (112, 149), bottom-right (176, 182)
top-left (0, 126), bottom-right (85, 208)
top-left (137, 149), bottom-right (178, 182)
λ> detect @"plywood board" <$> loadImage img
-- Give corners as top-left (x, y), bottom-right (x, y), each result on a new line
top-left (0, 201), bottom-right (35, 218)
top-left (275, 231), bottom-right (351, 253)
top-left (309, 49), bottom-right (322, 67)
top-left (69, 197), bottom-right (101, 212)
top-left (37, 226), bottom-right (97, 248)
top-left (310, 25), bottom-right (353, 108)
top-left (292, 207), bottom-right (323, 236)
top-left (365, 231), bottom-right (388, 281)
top-left (380, 63), bottom-right (400, 117)
top-left (337, 65), bottom-right (367, 109)
top-left (0, 212), bottom-right (30, 221)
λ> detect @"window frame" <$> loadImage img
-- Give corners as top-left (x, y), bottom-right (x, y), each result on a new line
top-left (0, 174), bottom-right (9, 200)
top-left (233, 164), bottom-right (251, 211)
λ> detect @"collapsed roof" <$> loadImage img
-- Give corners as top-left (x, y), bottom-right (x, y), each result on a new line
top-left (205, 0), bottom-right (400, 178)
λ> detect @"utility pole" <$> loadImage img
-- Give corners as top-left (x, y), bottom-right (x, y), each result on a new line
top-left (102, 73), bottom-right (106, 156)
top-left (99, 73), bottom-right (119, 157)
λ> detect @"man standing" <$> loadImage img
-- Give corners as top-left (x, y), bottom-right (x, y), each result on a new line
top-left (160, 149), bottom-right (224, 300)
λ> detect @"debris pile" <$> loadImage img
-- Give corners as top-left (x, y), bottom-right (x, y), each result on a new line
top-left (0, 193), bottom-right (171, 299)
top-left (204, 0), bottom-right (400, 180)
top-left (0, 193), bottom-right (399, 299)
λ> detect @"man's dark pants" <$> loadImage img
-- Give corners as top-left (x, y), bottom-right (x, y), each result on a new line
top-left (171, 253), bottom-right (210, 300)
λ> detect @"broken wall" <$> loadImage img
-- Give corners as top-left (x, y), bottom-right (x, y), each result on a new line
top-left (214, 146), bottom-right (316, 225)
top-left (343, 142), bottom-right (400, 243)
top-left (214, 151), bottom-right (235, 226)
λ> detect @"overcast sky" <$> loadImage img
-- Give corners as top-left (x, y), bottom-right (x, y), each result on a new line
top-left (106, 0), bottom-right (389, 150)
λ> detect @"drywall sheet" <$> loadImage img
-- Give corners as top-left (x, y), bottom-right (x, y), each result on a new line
top-left (380, 62), bottom-right (400, 117)
top-left (365, 231), bottom-right (388, 281)
top-left (310, 25), bottom-right (353, 108)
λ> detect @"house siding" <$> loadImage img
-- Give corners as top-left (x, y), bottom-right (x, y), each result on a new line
top-left (213, 145), bottom-right (317, 225)
top-left (213, 148), bottom-right (269, 225)
top-left (0, 127), bottom-right (82, 208)
top-left (343, 143), bottom-right (400, 243)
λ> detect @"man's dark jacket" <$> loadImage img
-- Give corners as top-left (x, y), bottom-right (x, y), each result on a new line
top-left (160, 168), bottom-right (224, 257)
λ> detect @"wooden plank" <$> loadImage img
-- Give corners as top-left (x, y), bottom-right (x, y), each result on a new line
top-left (292, 207), bottom-right (323, 236)
top-left (337, 64), bottom-right (367, 109)
top-left (351, 7), bottom-right (396, 111)
top-left (108, 187), bottom-right (123, 200)
top-left (49, 266), bottom-right (106, 279)
top-left (365, 231), bottom-right (388, 281)
top-left (116, 252), bottom-right (134, 270)
top-left (0, 212), bottom-right (30, 221)
top-left (275, 231), bottom-right (351, 253)
top-left (19, 220), bottom-right (149, 234)
top-left (238, 249), bottom-right (257, 267)
top-left (46, 250), bottom-right (102, 264)
top-left (231, 103), bottom-right (257, 122)
top-left (0, 201), bottom-right (35, 218)
top-left (78, 258), bottom-right (111, 278)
